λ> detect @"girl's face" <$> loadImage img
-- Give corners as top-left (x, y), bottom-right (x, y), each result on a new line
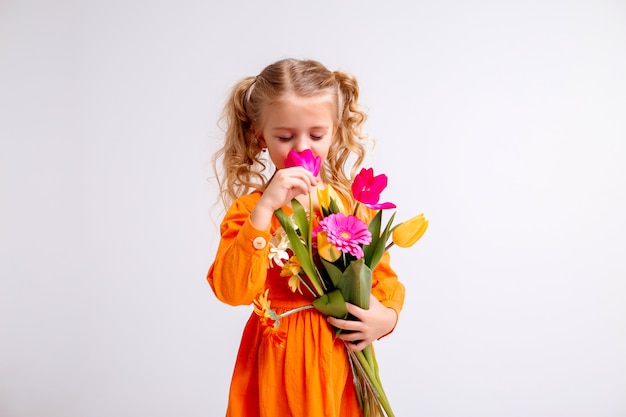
top-left (257, 93), bottom-right (336, 172)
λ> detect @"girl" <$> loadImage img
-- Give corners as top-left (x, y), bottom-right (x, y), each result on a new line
top-left (207, 58), bottom-right (405, 417)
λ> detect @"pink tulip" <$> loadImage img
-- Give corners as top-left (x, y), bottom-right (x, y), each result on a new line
top-left (351, 168), bottom-right (396, 210)
top-left (284, 149), bottom-right (321, 176)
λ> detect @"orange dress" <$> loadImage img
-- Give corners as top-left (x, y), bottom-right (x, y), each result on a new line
top-left (207, 190), bottom-right (405, 417)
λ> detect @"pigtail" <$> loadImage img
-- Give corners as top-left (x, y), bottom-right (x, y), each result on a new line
top-left (325, 70), bottom-right (369, 215)
top-left (213, 76), bottom-right (267, 210)
top-left (334, 71), bottom-right (367, 137)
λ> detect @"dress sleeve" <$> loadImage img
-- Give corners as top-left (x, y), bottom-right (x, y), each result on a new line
top-left (207, 195), bottom-right (272, 306)
top-left (371, 250), bottom-right (405, 338)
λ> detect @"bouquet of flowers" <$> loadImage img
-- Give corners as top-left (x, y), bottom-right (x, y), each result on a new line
top-left (254, 150), bottom-right (428, 417)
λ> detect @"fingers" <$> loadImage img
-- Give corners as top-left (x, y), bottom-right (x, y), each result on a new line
top-left (325, 297), bottom-right (397, 352)
top-left (262, 167), bottom-right (319, 209)
top-left (327, 311), bottom-right (374, 352)
top-left (345, 340), bottom-right (369, 352)
top-left (327, 315), bottom-right (363, 332)
top-left (275, 166), bottom-right (319, 188)
top-left (345, 301), bottom-right (366, 319)
top-left (327, 318), bottom-right (371, 352)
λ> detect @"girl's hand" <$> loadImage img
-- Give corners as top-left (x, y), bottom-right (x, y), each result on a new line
top-left (250, 167), bottom-right (319, 230)
top-left (327, 295), bottom-right (398, 352)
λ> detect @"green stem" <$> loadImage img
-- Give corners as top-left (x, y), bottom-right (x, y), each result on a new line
top-left (308, 193), bottom-right (313, 260)
top-left (363, 345), bottom-right (382, 386)
top-left (297, 273), bottom-right (318, 298)
top-left (278, 304), bottom-right (315, 319)
top-left (352, 347), bottom-right (394, 417)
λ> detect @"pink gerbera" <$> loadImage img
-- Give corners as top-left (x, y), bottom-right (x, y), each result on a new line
top-left (318, 213), bottom-right (372, 259)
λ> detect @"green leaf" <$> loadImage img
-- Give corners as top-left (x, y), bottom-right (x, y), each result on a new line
top-left (367, 211), bottom-right (397, 270)
top-left (328, 197), bottom-right (341, 214)
top-left (337, 258), bottom-right (372, 309)
top-left (363, 211), bottom-right (382, 268)
top-left (312, 289), bottom-right (348, 318)
top-left (290, 199), bottom-right (309, 241)
top-left (274, 208), bottom-right (323, 295)
top-left (321, 259), bottom-right (343, 287)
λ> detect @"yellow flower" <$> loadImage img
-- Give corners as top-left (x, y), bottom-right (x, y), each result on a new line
top-left (392, 213), bottom-right (429, 248)
top-left (317, 185), bottom-right (346, 214)
top-left (316, 230), bottom-right (342, 262)
top-left (253, 289), bottom-right (275, 319)
top-left (281, 256), bottom-right (303, 294)
top-left (253, 289), bottom-right (286, 348)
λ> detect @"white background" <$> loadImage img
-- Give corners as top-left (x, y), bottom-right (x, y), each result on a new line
top-left (1, 1), bottom-right (625, 416)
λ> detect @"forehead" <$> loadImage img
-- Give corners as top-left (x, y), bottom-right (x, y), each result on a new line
top-left (260, 94), bottom-right (336, 129)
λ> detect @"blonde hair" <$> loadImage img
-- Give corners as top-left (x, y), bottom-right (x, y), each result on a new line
top-left (212, 58), bottom-right (368, 211)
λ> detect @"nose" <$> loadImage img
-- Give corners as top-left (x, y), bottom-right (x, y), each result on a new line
top-left (293, 135), bottom-right (311, 152)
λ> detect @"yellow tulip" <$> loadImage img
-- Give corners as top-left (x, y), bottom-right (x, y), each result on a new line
top-left (392, 213), bottom-right (428, 248)
top-left (317, 185), bottom-right (346, 214)
top-left (316, 231), bottom-right (342, 262)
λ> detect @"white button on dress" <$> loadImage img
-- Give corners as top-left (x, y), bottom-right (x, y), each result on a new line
top-left (252, 236), bottom-right (267, 250)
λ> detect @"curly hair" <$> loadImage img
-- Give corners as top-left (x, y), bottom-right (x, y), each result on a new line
top-left (212, 58), bottom-right (369, 212)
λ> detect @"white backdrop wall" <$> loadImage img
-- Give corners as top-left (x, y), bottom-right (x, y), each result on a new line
top-left (1, 1), bottom-right (625, 416)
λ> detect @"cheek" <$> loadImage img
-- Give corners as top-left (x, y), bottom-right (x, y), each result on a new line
top-left (275, 145), bottom-right (291, 159)
top-left (314, 140), bottom-right (332, 158)
top-left (268, 148), bottom-right (288, 168)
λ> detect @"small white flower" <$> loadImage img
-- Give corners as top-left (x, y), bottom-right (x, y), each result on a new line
top-left (268, 227), bottom-right (290, 268)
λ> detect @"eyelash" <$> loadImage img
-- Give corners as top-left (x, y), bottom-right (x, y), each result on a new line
top-left (278, 135), bottom-right (324, 141)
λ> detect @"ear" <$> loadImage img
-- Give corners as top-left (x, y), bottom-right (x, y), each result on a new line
top-left (252, 125), bottom-right (266, 148)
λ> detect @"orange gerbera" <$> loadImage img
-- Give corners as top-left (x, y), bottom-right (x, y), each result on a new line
top-left (253, 289), bottom-right (286, 348)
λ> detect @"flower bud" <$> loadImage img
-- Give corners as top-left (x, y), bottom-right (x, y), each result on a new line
top-left (317, 185), bottom-right (346, 214)
top-left (392, 214), bottom-right (428, 248)
top-left (316, 231), bottom-right (342, 262)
